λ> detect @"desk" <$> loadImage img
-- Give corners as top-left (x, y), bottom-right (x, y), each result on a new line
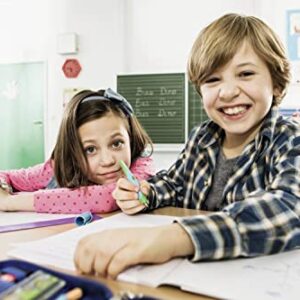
top-left (0, 208), bottom-right (213, 300)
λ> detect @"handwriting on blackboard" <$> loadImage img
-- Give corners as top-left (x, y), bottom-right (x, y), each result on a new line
top-left (117, 73), bottom-right (185, 143)
top-left (135, 87), bottom-right (177, 118)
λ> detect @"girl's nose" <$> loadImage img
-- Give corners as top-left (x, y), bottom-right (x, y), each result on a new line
top-left (218, 81), bottom-right (240, 101)
top-left (99, 151), bottom-right (115, 166)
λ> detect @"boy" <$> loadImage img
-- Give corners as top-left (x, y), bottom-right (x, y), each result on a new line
top-left (74, 13), bottom-right (300, 278)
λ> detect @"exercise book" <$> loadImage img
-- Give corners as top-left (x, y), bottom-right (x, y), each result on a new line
top-left (7, 213), bottom-right (300, 300)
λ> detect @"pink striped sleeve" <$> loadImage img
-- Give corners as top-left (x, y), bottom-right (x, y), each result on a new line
top-left (34, 156), bottom-right (155, 214)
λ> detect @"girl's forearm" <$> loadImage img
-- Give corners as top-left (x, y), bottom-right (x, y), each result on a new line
top-left (3, 193), bottom-right (35, 211)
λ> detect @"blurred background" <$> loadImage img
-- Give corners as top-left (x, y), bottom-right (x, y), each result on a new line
top-left (0, 0), bottom-right (299, 171)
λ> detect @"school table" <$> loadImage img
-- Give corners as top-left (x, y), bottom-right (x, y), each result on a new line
top-left (0, 207), bottom-right (213, 300)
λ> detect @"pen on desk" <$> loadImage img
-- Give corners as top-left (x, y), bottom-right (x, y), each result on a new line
top-left (55, 287), bottom-right (83, 300)
top-left (119, 160), bottom-right (149, 207)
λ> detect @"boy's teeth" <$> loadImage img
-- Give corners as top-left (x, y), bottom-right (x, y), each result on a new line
top-left (223, 106), bottom-right (247, 115)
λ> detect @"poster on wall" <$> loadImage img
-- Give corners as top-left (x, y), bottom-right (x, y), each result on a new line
top-left (287, 10), bottom-right (300, 84)
top-left (287, 9), bottom-right (300, 61)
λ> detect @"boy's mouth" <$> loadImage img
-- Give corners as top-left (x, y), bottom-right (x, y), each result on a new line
top-left (219, 104), bottom-right (251, 116)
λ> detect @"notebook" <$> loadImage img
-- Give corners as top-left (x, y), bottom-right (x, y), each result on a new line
top-left (7, 213), bottom-right (300, 300)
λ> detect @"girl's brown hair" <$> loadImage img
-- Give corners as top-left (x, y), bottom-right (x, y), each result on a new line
top-left (187, 13), bottom-right (291, 105)
top-left (52, 89), bottom-right (152, 188)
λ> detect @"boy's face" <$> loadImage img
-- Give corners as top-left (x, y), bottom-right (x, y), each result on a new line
top-left (199, 40), bottom-right (276, 147)
top-left (78, 112), bottom-right (131, 185)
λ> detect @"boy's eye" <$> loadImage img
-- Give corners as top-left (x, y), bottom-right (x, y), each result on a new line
top-left (84, 146), bottom-right (96, 155)
top-left (204, 77), bottom-right (220, 84)
top-left (112, 140), bottom-right (124, 149)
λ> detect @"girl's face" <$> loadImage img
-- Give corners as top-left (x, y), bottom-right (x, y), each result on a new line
top-left (200, 40), bottom-right (276, 149)
top-left (78, 111), bottom-right (131, 185)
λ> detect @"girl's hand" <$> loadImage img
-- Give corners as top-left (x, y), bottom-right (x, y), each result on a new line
top-left (113, 178), bottom-right (151, 215)
top-left (0, 188), bottom-right (10, 211)
top-left (74, 223), bottom-right (194, 279)
top-left (0, 190), bottom-right (34, 211)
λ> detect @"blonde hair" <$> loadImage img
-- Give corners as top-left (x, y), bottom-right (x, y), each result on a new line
top-left (187, 13), bottom-right (290, 105)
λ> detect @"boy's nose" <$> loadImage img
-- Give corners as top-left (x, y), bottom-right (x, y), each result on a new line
top-left (218, 82), bottom-right (240, 101)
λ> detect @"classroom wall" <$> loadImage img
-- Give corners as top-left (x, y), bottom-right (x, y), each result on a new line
top-left (1, 0), bottom-right (299, 172)
top-left (46, 0), bottom-right (126, 157)
top-left (254, 0), bottom-right (300, 109)
top-left (0, 0), bottom-right (125, 159)
top-left (122, 0), bottom-right (256, 170)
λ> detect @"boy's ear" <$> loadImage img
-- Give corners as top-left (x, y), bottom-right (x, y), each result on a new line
top-left (273, 86), bottom-right (281, 98)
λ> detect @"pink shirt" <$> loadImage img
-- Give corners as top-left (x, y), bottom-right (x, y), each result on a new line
top-left (0, 156), bottom-right (154, 214)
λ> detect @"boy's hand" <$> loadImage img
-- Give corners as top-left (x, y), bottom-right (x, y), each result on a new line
top-left (112, 178), bottom-right (150, 215)
top-left (74, 223), bottom-right (194, 279)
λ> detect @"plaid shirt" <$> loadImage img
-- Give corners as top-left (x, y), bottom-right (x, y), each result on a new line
top-left (148, 107), bottom-right (300, 261)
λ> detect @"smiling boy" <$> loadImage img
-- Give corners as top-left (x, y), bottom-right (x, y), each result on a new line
top-left (75, 14), bottom-right (300, 278)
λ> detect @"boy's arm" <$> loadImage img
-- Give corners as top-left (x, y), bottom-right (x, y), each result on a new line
top-left (146, 149), bottom-right (188, 210)
top-left (177, 135), bottom-right (300, 261)
top-left (146, 127), bottom-right (201, 211)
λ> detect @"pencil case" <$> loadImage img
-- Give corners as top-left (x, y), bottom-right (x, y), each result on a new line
top-left (0, 259), bottom-right (159, 300)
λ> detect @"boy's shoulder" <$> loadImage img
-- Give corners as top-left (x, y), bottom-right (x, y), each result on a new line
top-left (275, 115), bottom-right (300, 135)
top-left (270, 114), bottom-right (300, 148)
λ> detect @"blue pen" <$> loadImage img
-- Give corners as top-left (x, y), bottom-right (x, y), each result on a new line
top-left (119, 160), bottom-right (149, 207)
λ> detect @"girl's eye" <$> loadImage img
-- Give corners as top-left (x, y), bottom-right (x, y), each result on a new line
top-left (112, 140), bottom-right (124, 149)
top-left (84, 146), bottom-right (96, 155)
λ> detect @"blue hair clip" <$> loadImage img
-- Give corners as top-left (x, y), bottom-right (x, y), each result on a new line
top-left (81, 88), bottom-right (133, 117)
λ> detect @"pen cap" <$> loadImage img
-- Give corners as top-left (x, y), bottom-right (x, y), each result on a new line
top-left (75, 212), bottom-right (93, 226)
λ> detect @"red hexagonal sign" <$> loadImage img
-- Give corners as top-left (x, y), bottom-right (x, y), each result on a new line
top-left (62, 59), bottom-right (81, 78)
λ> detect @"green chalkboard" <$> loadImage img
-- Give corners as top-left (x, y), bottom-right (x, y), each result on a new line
top-left (117, 73), bottom-right (185, 143)
top-left (188, 82), bottom-right (208, 133)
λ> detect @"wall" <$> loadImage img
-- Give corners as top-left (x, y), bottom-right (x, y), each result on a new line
top-left (1, 0), bottom-right (299, 171)
top-left (46, 0), bottom-right (125, 156)
top-left (254, 0), bottom-right (300, 109)
top-left (123, 0), bottom-right (256, 169)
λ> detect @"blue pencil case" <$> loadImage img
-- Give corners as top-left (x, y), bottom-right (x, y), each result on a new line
top-left (0, 259), bottom-right (159, 300)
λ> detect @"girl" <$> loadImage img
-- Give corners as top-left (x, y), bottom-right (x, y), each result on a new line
top-left (0, 88), bottom-right (154, 213)
top-left (74, 14), bottom-right (300, 278)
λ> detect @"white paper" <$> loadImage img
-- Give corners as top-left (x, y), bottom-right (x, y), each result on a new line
top-left (0, 212), bottom-right (77, 226)
top-left (8, 213), bottom-right (175, 271)
top-left (8, 212), bottom-right (300, 300)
